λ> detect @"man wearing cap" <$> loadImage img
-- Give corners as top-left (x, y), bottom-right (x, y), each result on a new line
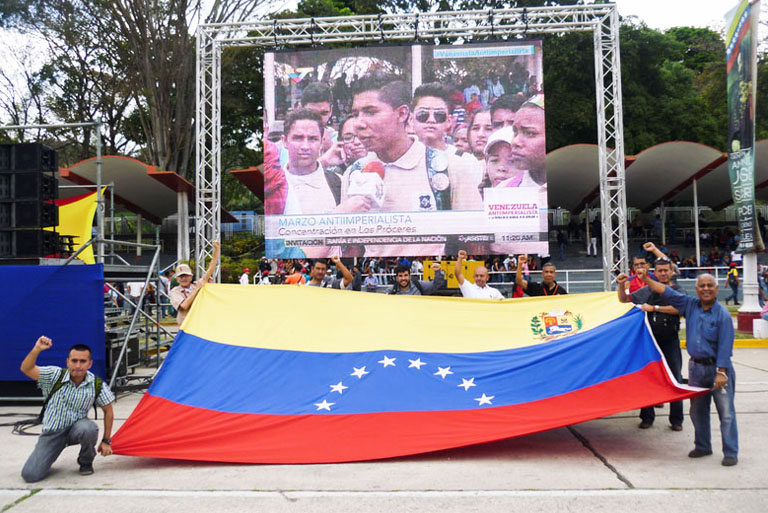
top-left (455, 250), bottom-right (503, 299)
top-left (169, 241), bottom-right (220, 326)
top-left (239, 268), bottom-right (250, 285)
top-left (257, 271), bottom-right (272, 285)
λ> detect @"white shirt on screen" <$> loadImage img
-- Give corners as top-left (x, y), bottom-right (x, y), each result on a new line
top-left (283, 164), bottom-right (336, 215)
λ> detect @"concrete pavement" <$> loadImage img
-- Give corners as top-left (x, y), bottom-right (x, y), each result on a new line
top-left (1, 348), bottom-right (766, 512)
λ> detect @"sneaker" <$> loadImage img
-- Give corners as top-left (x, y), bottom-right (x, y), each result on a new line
top-left (722, 456), bottom-right (738, 467)
top-left (638, 421), bottom-right (653, 429)
top-left (79, 463), bottom-right (94, 476)
top-left (688, 448), bottom-right (713, 458)
top-left (670, 424), bottom-right (683, 432)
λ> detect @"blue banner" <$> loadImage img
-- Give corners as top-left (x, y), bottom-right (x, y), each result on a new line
top-left (0, 264), bottom-right (105, 381)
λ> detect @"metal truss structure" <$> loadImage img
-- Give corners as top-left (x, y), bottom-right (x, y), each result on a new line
top-left (196, 3), bottom-right (628, 288)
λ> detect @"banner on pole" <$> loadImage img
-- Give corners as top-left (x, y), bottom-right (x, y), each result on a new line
top-left (726, 0), bottom-right (765, 253)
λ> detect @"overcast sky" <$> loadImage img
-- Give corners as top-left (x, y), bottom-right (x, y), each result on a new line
top-left (613, 0), bottom-right (736, 31)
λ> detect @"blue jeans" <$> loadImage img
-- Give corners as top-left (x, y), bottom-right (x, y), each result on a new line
top-left (725, 284), bottom-right (739, 304)
top-left (688, 361), bottom-right (738, 458)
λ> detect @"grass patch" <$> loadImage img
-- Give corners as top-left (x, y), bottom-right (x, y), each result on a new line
top-left (2, 489), bottom-right (40, 512)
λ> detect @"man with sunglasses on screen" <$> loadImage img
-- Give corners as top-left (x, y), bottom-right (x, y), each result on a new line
top-left (412, 83), bottom-right (483, 186)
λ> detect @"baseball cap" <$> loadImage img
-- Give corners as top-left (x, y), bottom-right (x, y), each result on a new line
top-left (176, 263), bottom-right (193, 277)
top-left (484, 125), bottom-right (515, 155)
top-left (523, 94), bottom-right (545, 110)
top-left (243, 268), bottom-right (250, 272)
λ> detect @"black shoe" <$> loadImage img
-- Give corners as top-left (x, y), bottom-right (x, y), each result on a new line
top-left (654, 404), bottom-right (663, 409)
top-left (722, 456), bottom-right (738, 467)
top-left (638, 421), bottom-right (653, 429)
top-left (670, 424), bottom-right (683, 432)
top-left (688, 448), bottom-right (713, 458)
top-left (79, 463), bottom-right (94, 476)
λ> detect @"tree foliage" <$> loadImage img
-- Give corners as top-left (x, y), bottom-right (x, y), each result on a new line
top-left (1, 0), bottom-right (766, 203)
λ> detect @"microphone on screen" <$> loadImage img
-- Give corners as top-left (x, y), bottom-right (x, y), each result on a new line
top-left (347, 160), bottom-right (385, 208)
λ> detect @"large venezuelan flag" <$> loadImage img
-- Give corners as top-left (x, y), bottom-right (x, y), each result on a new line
top-left (112, 287), bottom-right (704, 463)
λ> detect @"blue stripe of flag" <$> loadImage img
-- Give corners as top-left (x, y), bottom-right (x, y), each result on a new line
top-left (150, 308), bottom-right (658, 415)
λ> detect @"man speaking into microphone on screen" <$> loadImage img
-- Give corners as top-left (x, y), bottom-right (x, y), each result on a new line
top-left (340, 72), bottom-right (482, 256)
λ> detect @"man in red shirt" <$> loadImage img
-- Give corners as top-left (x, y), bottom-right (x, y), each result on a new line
top-left (627, 255), bottom-right (650, 294)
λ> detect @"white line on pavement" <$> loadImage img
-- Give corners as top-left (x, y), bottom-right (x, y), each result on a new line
top-left (1, 489), bottom-right (675, 499)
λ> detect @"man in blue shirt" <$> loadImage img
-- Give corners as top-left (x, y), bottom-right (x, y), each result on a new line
top-left (637, 269), bottom-right (738, 466)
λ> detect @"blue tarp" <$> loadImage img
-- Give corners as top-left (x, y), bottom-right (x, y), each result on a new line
top-left (0, 264), bottom-right (105, 381)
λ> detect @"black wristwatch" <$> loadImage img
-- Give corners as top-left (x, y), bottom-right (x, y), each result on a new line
top-left (101, 438), bottom-right (112, 445)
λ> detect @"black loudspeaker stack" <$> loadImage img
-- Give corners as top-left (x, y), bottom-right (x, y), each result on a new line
top-left (0, 143), bottom-right (60, 259)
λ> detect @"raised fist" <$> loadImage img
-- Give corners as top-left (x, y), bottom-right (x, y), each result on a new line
top-left (518, 254), bottom-right (528, 266)
top-left (331, 256), bottom-right (341, 264)
top-left (616, 273), bottom-right (628, 284)
top-left (431, 262), bottom-right (442, 272)
top-left (35, 336), bottom-right (52, 352)
top-left (457, 250), bottom-right (467, 261)
top-left (642, 242), bottom-right (656, 252)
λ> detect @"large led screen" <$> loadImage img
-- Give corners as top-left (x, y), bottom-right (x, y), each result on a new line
top-left (264, 41), bottom-right (547, 258)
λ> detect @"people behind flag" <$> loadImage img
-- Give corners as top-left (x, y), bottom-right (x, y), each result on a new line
top-left (306, 256), bottom-right (354, 289)
top-left (616, 254), bottom-right (683, 432)
top-left (455, 250), bottom-right (504, 300)
top-left (516, 254), bottom-right (568, 296)
top-left (169, 241), bottom-right (220, 326)
top-left (626, 261), bottom-right (739, 467)
top-left (389, 261), bottom-right (445, 295)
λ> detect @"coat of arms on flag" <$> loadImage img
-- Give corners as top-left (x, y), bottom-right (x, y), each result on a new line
top-left (530, 309), bottom-right (583, 340)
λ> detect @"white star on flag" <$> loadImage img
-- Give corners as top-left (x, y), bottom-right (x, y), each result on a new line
top-left (315, 400), bottom-right (334, 411)
top-left (474, 393), bottom-right (494, 406)
top-left (458, 378), bottom-right (476, 390)
top-left (329, 382), bottom-right (348, 394)
top-left (378, 356), bottom-right (396, 367)
top-left (408, 358), bottom-right (427, 369)
top-left (434, 366), bottom-right (454, 379)
top-left (350, 366), bottom-right (369, 379)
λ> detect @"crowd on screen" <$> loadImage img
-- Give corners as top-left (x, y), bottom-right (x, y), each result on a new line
top-left (264, 68), bottom-right (547, 258)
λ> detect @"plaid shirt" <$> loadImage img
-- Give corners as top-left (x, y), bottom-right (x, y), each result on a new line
top-left (37, 366), bottom-right (115, 433)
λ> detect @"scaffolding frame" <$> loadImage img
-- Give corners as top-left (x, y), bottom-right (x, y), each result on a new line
top-left (196, 3), bottom-right (628, 288)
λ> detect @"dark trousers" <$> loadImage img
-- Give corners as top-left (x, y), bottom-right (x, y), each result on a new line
top-left (641, 336), bottom-right (684, 426)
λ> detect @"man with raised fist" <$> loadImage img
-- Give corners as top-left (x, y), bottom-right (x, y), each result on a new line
top-left (455, 250), bottom-right (504, 300)
top-left (19, 336), bottom-right (115, 482)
